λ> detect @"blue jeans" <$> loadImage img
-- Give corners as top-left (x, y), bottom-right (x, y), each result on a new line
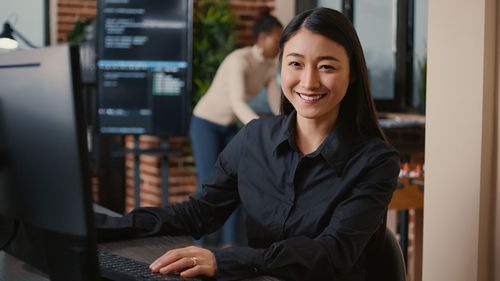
top-left (189, 115), bottom-right (240, 246)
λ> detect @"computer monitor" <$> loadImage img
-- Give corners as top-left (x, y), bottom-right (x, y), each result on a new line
top-left (96, 0), bottom-right (193, 136)
top-left (0, 45), bottom-right (99, 280)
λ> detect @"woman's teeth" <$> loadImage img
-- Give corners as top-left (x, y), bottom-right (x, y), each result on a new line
top-left (299, 94), bottom-right (324, 101)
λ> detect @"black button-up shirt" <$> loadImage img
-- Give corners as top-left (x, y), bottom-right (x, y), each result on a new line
top-left (95, 112), bottom-right (400, 281)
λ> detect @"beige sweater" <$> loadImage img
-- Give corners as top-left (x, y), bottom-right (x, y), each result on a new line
top-left (193, 45), bottom-right (281, 125)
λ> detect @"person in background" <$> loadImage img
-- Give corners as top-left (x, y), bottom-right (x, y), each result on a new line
top-left (189, 6), bottom-right (283, 247)
top-left (96, 7), bottom-right (400, 280)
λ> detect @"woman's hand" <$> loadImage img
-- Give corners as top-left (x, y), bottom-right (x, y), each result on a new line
top-left (149, 245), bottom-right (217, 278)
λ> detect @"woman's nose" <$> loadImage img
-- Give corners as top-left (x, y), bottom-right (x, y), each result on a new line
top-left (300, 66), bottom-right (320, 90)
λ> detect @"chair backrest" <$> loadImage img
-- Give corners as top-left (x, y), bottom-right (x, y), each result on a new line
top-left (365, 228), bottom-right (407, 281)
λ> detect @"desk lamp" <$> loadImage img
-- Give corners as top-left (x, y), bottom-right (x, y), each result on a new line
top-left (0, 22), bottom-right (37, 49)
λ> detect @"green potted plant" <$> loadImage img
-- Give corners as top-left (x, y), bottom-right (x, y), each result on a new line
top-left (67, 17), bottom-right (95, 44)
top-left (192, 0), bottom-right (238, 105)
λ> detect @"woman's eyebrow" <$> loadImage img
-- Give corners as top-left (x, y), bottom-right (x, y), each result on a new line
top-left (317, 55), bottom-right (340, 62)
top-left (286, 52), bottom-right (303, 58)
top-left (286, 53), bottom-right (340, 62)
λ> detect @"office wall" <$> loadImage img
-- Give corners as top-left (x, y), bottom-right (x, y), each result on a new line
top-left (0, 0), bottom-right (45, 50)
top-left (228, 0), bottom-right (279, 45)
top-left (424, 0), bottom-right (498, 280)
top-left (274, 0), bottom-right (295, 27)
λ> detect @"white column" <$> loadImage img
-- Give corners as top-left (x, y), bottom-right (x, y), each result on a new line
top-left (274, 0), bottom-right (295, 27)
top-left (423, 0), bottom-right (498, 280)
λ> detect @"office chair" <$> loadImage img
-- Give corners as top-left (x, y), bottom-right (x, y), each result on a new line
top-left (365, 228), bottom-right (407, 281)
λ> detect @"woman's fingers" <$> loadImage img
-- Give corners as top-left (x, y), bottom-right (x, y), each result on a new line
top-left (150, 248), bottom-right (185, 272)
top-left (149, 246), bottom-right (217, 277)
top-left (158, 257), bottom-right (193, 274)
top-left (150, 249), bottom-right (191, 274)
top-left (150, 251), bottom-right (172, 272)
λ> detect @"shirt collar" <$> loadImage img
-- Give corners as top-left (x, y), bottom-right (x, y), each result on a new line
top-left (272, 111), bottom-right (295, 153)
top-left (318, 125), bottom-right (346, 169)
top-left (272, 111), bottom-right (353, 170)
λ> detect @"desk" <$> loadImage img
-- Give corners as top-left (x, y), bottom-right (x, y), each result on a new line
top-left (389, 177), bottom-right (424, 210)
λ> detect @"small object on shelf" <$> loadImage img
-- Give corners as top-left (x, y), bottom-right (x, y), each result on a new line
top-left (399, 162), bottom-right (409, 177)
top-left (409, 164), bottom-right (422, 178)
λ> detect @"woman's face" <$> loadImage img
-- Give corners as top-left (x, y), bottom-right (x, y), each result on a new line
top-left (258, 26), bottom-right (282, 58)
top-left (281, 28), bottom-right (351, 125)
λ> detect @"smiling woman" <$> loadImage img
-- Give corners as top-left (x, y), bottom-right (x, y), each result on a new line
top-left (95, 8), bottom-right (400, 281)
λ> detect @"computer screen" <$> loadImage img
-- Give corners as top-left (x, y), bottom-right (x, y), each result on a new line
top-left (0, 45), bottom-right (99, 280)
top-left (96, 0), bottom-right (192, 136)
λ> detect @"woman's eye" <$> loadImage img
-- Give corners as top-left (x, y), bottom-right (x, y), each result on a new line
top-left (288, 61), bottom-right (301, 67)
top-left (320, 65), bottom-right (335, 70)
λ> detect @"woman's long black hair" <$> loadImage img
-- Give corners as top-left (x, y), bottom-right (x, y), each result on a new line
top-left (279, 8), bottom-right (387, 141)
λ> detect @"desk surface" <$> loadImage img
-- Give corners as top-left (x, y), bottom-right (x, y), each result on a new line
top-left (0, 251), bottom-right (49, 281)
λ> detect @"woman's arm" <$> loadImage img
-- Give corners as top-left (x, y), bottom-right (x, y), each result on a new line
top-left (210, 150), bottom-right (400, 281)
top-left (266, 74), bottom-right (281, 115)
top-left (94, 127), bottom-right (247, 242)
top-left (226, 56), bottom-right (261, 124)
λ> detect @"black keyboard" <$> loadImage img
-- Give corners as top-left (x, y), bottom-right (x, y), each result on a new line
top-left (99, 251), bottom-right (194, 281)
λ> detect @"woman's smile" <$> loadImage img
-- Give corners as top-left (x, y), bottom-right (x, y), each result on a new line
top-left (296, 92), bottom-right (327, 103)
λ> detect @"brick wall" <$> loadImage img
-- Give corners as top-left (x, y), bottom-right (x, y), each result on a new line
top-left (227, 0), bottom-right (277, 45)
top-left (123, 136), bottom-right (197, 213)
top-left (57, 0), bottom-right (96, 44)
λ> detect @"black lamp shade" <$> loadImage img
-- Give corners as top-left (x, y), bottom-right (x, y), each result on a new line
top-left (0, 22), bottom-right (20, 49)
top-left (0, 23), bottom-right (15, 40)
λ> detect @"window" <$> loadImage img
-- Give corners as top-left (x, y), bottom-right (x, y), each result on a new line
top-left (317, 0), bottom-right (342, 10)
top-left (354, 0), bottom-right (396, 102)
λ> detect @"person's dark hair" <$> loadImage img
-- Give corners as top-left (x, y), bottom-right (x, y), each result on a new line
top-left (279, 7), bottom-right (387, 141)
top-left (253, 6), bottom-right (283, 42)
